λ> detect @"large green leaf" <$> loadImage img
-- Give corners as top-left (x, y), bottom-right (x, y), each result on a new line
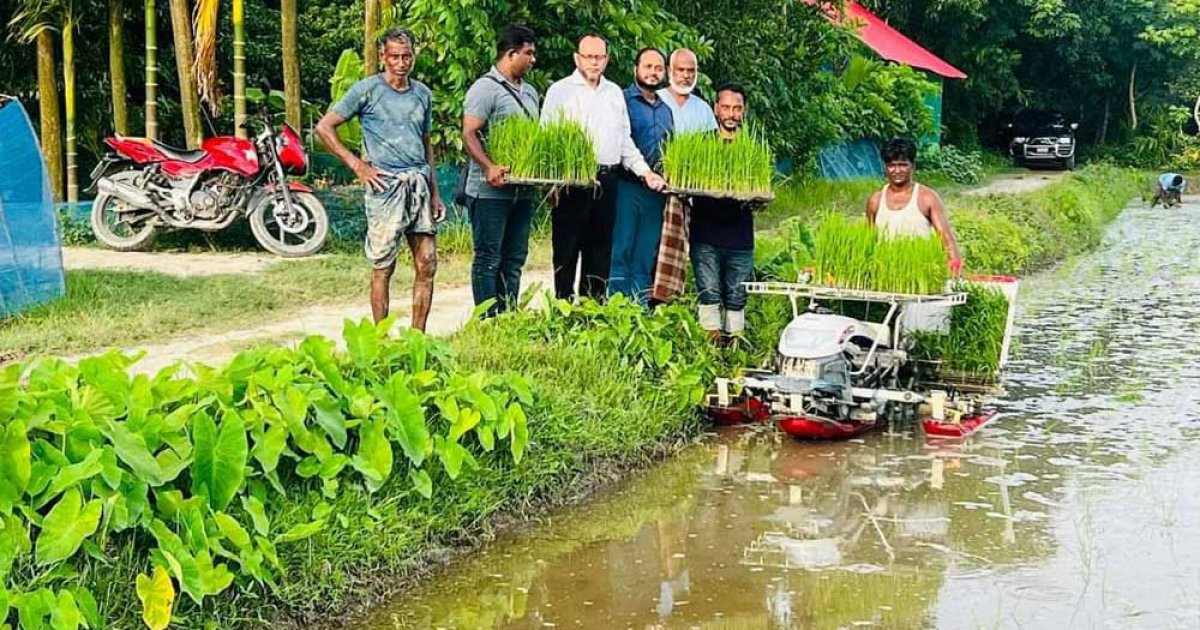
top-left (135, 566), bottom-right (174, 630)
top-left (191, 411), bottom-right (247, 510)
top-left (49, 589), bottom-right (81, 630)
top-left (240, 496), bottom-right (270, 537)
top-left (102, 422), bottom-right (166, 486)
top-left (0, 420), bottom-right (31, 512)
top-left (343, 318), bottom-right (379, 368)
top-left (276, 519), bottom-right (325, 543)
top-left (251, 422), bottom-right (288, 474)
top-left (508, 404), bottom-right (529, 465)
top-left (378, 375), bottom-right (429, 467)
top-left (409, 468), bottom-right (433, 499)
top-left (213, 512), bottom-right (251, 550)
top-left (72, 588), bottom-right (101, 630)
top-left (35, 489), bottom-right (103, 565)
top-left (312, 397), bottom-right (347, 450)
top-left (42, 449), bottom-right (105, 502)
top-left (350, 418), bottom-right (392, 493)
top-left (277, 387), bottom-right (320, 453)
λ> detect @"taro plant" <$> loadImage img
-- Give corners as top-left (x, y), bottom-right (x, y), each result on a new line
top-left (0, 318), bottom-right (533, 629)
top-left (660, 130), bottom-right (774, 197)
top-left (487, 116), bottom-right (598, 184)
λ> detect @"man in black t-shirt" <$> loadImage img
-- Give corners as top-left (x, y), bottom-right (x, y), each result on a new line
top-left (689, 83), bottom-right (757, 343)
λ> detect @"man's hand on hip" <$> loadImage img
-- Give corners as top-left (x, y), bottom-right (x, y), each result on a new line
top-left (353, 161), bottom-right (386, 192)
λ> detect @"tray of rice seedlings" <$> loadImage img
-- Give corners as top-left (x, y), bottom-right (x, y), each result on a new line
top-left (488, 116), bottom-right (599, 188)
top-left (660, 130), bottom-right (774, 201)
top-left (910, 282), bottom-right (1010, 378)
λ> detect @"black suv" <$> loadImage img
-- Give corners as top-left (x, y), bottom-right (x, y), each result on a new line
top-left (1006, 109), bottom-right (1078, 170)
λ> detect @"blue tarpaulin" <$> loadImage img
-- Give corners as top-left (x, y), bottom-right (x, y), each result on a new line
top-left (0, 97), bottom-right (64, 319)
top-left (818, 138), bottom-right (884, 180)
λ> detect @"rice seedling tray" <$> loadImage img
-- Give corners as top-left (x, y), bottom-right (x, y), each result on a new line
top-left (668, 186), bottom-right (775, 202)
top-left (505, 176), bottom-right (599, 189)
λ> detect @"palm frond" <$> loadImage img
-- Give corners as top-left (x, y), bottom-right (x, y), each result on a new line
top-left (193, 0), bottom-right (222, 113)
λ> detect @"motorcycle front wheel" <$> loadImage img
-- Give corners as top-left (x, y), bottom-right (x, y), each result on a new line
top-left (90, 170), bottom-right (159, 251)
top-left (248, 190), bottom-right (329, 257)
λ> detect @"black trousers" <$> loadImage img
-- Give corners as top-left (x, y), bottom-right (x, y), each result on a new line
top-left (551, 169), bottom-right (621, 301)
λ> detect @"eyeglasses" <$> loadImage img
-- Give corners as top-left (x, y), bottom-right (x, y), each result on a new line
top-left (576, 53), bottom-right (608, 62)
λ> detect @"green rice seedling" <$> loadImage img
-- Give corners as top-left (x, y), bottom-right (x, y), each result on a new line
top-left (487, 116), bottom-right (598, 184)
top-left (911, 282), bottom-right (1010, 375)
top-left (808, 214), bottom-right (947, 293)
top-left (660, 129), bottom-right (774, 197)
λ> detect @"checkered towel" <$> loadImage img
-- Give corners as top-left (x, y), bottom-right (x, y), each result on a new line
top-left (651, 194), bottom-right (690, 303)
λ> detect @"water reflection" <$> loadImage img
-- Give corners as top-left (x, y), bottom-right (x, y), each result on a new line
top-left (351, 202), bottom-right (1200, 629)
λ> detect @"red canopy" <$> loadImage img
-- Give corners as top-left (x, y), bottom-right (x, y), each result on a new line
top-left (813, 1), bottom-right (968, 80)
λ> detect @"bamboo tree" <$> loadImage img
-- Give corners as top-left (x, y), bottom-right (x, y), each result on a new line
top-left (10, 0), bottom-right (65, 200)
top-left (281, 0), bottom-right (300, 128)
top-left (168, 0), bottom-right (202, 147)
top-left (108, 0), bottom-right (127, 135)
top-left (63, 9), bottom-right (77, 201)
top-left (363, 0), bottom-right (378, 75)
top-left (144, 0), bottom-right (157, 139)
top-left (232, 0), bottom-right (245, 138)
top-left (37, 30), bottom-right (64, 199)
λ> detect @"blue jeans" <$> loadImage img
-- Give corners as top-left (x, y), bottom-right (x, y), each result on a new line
top-left (609, 177), bottom-right (666, 305)
top-left (691, 242), bottom-right (754, 311)
top-left (470, 196), bottom-right (534, 317)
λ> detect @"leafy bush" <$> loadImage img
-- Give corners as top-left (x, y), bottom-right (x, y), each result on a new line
top-left (917, 144), bottom-right (985, 184)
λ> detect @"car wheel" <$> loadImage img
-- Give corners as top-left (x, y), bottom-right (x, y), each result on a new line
top-left (1062, 155), bottom-right (1076, 171)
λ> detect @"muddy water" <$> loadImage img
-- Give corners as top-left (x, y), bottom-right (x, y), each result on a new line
top-left (351, 200), bottom-right (1200, 629)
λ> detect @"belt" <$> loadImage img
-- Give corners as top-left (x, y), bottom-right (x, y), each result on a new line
top-left (597, 164), bottom-right (620, 175)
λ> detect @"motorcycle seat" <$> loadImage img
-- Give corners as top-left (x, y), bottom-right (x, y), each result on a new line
top-left (151, 139), bottom-right (207, 163)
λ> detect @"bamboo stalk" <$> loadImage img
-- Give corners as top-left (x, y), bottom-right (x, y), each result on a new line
top-left (144, 0), bottom-right (157, 139)
top-left (63, 14), bottom-right (78, 203)
top-left (233, 0), bottom-right (246, 139)
top-left (108, 0), bottom-right (128, 135)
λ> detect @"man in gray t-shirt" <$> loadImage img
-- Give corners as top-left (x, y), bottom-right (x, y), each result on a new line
top-left (315, 27), bottom-right (445, 332)
top-left (462, 25), bottom-right (540, 317)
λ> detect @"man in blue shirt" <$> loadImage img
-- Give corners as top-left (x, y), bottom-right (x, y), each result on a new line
top-left (610, 48), bottom-right (674, 305)
top-left (1152, 172), bottom-right (1187, 208)
top-left (315, 27), bottom-right (446, 332)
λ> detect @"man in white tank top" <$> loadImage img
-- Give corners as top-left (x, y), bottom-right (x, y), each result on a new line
top-left (865, 138), bottom-right (962, 274)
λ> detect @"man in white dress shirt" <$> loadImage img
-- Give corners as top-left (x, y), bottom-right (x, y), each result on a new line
top-left (541, 34), bottom-right (667, 301)
top-left (658, 49), bottom-right (718, 134)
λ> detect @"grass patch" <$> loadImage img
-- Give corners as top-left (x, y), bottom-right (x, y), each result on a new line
top-left (0, 249), bottom-right (495, 358)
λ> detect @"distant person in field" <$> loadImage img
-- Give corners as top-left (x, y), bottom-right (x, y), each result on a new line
top-left (1151, 172), bottom-right (1187, 208)
top-left (866, 138), bottom-right (963, 276)
top-left (315, 27), bottom-right (446, 331)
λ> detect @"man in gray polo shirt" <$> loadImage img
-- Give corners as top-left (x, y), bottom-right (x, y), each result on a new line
top-left (462, 25), bottom-right (541, 317)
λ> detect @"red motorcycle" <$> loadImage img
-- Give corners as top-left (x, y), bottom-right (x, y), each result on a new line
top-left (88, 102), bottom-right (328, 257)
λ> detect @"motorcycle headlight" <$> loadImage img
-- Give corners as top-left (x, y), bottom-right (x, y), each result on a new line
top-left (1013, 137), bottom-right (1028, 143)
